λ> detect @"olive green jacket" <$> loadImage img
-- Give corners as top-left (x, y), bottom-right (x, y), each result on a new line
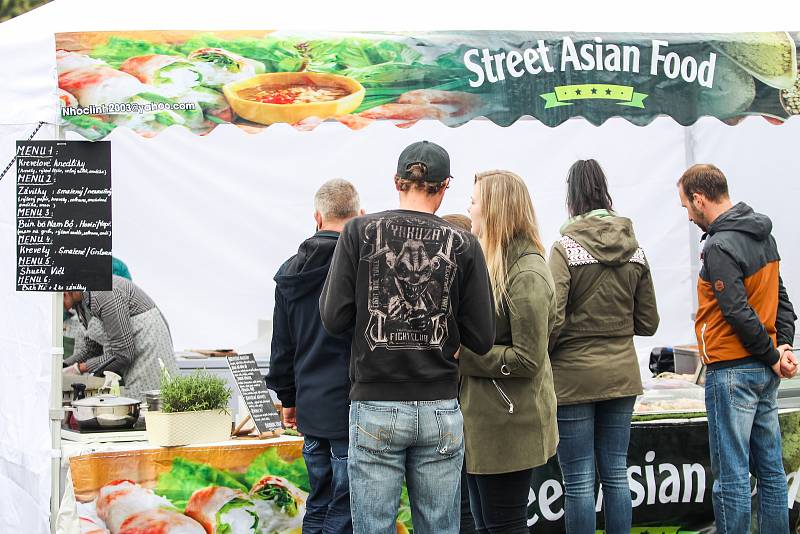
top-left (459, 239), bottom-right (559, 474)
top-left (548, 215), bottom-right (659, 406)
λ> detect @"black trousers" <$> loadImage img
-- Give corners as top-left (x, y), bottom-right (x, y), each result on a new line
top-left (460, 459), bottom-right (475, 534)
top-left (466, 468), bottom-right (533, 534)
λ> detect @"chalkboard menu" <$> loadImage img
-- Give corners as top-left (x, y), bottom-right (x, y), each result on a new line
top-left (227, 353), bottom-right (282, 435)
top-left (16, 140), bottom-right (111, 292)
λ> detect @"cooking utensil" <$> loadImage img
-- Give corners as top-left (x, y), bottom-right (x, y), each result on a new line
top-left (65, 395), bottom-right (141, 430)
top-left (143, 390), bottom-right (162, 412)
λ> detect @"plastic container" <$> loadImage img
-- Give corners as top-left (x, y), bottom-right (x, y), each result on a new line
top-left (673, 344), bottom-right (701, 374)
top-left (635, 386), bottom-right (706, 415)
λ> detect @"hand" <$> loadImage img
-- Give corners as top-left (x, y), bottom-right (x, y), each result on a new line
top-left (63, 363), bottom-right (81, 376)
top-left (453, 349), bottom-right (460, 360)
top-left (779, 345), bottom-right (797, 379)
top-left (282, 407), bottom-right (297, 430)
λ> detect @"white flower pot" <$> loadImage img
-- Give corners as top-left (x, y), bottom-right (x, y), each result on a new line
top-left (145, 410), bottom-right (232, 447)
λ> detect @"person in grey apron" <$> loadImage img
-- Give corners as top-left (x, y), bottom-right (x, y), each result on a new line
top-left (63, 276), bottom-right (179, 400)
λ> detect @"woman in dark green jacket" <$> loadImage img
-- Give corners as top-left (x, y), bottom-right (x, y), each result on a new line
top-left (460, 170), bottom-right (558, 533)
top-left (548, 159), bottom-right (659, 534)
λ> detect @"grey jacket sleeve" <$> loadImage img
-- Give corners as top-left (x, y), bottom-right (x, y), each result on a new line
top-left (320, 222), bottom-right (358, 336)
top-left (633, 264), bottom-right (660, 337)
top-left (705, 243), bottom-right (780, 366)
top-left (456, 240), bottom-right (496, 356)
top-left (777, 276), bottom-right (797, 347)
top-left (84, 292), bottom-right (137, 377)
top-left (63, 335), bottom-right (103, 367)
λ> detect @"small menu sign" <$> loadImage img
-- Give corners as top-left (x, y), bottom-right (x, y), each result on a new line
top-left (16, 140), bottom-right (111, 291)
top-left (227, 353), bottom-right (282, 435)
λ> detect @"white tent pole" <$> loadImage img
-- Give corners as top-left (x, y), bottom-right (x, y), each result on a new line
top-left (683, 124), bottom-right (701, 314)
top-left (49, 123), bottom-right (65, 534)
top-left (49, 292), bottom-right (63, 534)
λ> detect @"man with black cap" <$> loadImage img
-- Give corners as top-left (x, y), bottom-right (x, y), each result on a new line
top-left (320, 141), bottom-right (495, 534)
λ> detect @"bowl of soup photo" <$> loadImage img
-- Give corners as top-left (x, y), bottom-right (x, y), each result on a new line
top-left (223, 72), bottom-right (366, 125)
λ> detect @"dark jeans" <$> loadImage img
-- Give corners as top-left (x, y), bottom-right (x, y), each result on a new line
top-left (705, 361), bottom-right (788, 534)
top-left (556, 396), bottom-right (636, 534)
top-left (302, 435), bottom-right (352, 534)
top-left (466, 468), bottom-right (533, 534)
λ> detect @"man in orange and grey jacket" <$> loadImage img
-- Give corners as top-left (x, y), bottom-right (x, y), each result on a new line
top-left (678, 163), bottom-right (797, 534)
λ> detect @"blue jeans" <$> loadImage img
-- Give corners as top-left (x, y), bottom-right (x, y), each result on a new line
top-left (302, 435), bottom-right (352, 534)
top-left (349, 399), bottom-right (464, 534)
top-left (705, 361), bottom-right (788, 534)
top-left (556, 396), bottom-right (636, 534)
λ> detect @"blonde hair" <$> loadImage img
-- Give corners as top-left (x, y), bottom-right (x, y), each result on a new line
top-left (441, 214), bottom-right (472, 231)
top-left (474, 170), bottom-right (545, 310)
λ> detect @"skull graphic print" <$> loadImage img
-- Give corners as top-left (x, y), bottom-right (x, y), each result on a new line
top-left (364, 216), bottom-right (469, 350)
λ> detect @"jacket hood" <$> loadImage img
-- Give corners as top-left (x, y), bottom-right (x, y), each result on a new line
top-left (274, 231), bottom-right (339, 301)
top-left (707, 202), bottom-right (772, 241)
top-left (562, 215), bottom-right (639, 266)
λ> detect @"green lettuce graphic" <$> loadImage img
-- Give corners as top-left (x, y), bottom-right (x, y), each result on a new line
top-left (155, 457), bottom-right (247, 511)
top-left (245, 448), bottom-right (310, 492)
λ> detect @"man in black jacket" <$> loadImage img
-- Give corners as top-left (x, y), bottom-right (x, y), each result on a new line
top-left (320, 141), bottom-right (496, 534)
top-left (266, 179), bottom-right (363, 534)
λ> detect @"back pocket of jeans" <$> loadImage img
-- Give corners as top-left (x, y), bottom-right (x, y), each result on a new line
top-left (303, 437), bottom-right (320, 454)
top-left (435, 407), bottom-right (463, 457)
top-left (728, 368), bottom-right (764, 410)
top-left (354, 403), bottom-right (398, 453)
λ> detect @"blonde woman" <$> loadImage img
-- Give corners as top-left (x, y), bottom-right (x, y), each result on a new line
top-left (459, 170), bottom-right (558, 533)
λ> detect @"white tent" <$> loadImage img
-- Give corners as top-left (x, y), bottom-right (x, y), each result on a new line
top-left (1, 2), bottom-right (800, 533)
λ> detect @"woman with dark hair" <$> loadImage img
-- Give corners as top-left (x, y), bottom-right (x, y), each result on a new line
top-left (548, 159), bottom-right (660, 534)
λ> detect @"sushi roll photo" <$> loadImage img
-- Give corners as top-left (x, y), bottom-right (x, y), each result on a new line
top-left (185, 486), bottom-right (260, 534)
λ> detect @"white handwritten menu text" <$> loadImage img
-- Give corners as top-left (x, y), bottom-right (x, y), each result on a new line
top-left (16, 140), bottom-right (111, 292)
top-left (227, 353), bottom-right (283, 435)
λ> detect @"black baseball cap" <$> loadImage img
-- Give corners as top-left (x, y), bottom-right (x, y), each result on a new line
top-left (396, 141), bottom-right (451, 183)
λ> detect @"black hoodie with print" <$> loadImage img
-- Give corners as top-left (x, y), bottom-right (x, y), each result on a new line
top-left (319, 210), bottom-right (496, 401)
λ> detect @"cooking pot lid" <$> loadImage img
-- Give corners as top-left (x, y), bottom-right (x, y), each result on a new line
top-left (72, 395), bottom-right (141, 407)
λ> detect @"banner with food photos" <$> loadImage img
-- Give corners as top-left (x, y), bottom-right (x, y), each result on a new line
top-left (54, 30), bottom-right (799, 140)
top-left (67, 411), bottom-right (800, 533)
top-left (527, 410), bottom-right (800, 533)
top-left (67, 439), bottom-right (414, 534)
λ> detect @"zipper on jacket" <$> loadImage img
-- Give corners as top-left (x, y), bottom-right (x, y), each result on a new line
top-left (700, 323), bottom-right (709, 363)
top-left (492, 379), bottom-right (514, 414)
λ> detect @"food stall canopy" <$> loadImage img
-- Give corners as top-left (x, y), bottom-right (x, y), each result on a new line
top-left (46, 30), bottom-right (800, 140)
top-left (1, 3), bottom-right (800, 534)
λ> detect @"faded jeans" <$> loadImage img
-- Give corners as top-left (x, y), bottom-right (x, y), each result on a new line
top-left (705, 361), bottom-right (789, 534)
top-left (348, 399), bottom-right (464, 534)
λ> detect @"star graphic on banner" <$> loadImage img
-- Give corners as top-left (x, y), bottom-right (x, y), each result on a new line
top-left (605, 88), bottom-right (613, 95)
top-left (591, 87), bottom-right (598, 94)
top-left (575, 89), bottom-right (582, 95)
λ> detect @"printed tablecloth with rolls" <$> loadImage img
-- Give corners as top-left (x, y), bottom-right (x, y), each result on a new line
top-left (61, 410), bottom-right (800, 533)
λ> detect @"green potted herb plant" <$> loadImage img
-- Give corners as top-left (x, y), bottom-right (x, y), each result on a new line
top-left (145, 371), bottom-right (232, 447)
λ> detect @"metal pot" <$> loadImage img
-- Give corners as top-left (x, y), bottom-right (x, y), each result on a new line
top-left (143, 390), bottom-right (162, 412)
top-left (66, 395), bottom-right (141, 430)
